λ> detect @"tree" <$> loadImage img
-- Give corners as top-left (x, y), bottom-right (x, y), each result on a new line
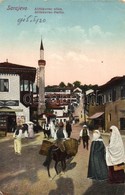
top-left (73, 81), bottom-right (81, 88)
top-left (67, 83), bottom-right (73, 88)
top-left (59, 82), bottom-right (66, 88)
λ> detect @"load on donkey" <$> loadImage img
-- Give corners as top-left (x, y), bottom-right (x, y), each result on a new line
top-left (39, 138), bottom-right (79, 177)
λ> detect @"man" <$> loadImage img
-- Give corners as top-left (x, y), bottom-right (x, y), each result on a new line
top-left (43, 122), bottom-right (68, 167)
top-left (13, 125), bottom-right (23, 155)
top-left (54, 122), bottom-right (68, 151)
top-left (66, 121), bottom-right (72, 138)
top-left (43, 122), bottom-right (51, 139)
top-left (79, 124), bottom-right (90, 150)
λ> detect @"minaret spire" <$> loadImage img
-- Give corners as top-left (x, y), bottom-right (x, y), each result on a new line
top-left (40, 38), bottom-right (44, 51)
top-left (40, 37), bottom-right (44, 60)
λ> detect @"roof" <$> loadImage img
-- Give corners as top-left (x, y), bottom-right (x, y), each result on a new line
top-left (0, 62), bottom-right (36, 81)
top-left (86, 89), bottom-right (94, 95)
top-left (88, 112), bottom-right (104, 119)
top-left (73, 87), bottom-right (82, 92)
top-left (99, 76), bottom-right (125, 90)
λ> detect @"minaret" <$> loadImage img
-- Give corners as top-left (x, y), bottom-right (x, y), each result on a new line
top-left (38, 38), bottom-right (46, 115)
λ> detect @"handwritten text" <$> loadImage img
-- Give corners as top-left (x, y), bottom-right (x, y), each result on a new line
top-left (17, 15), bottom-right (46, 25)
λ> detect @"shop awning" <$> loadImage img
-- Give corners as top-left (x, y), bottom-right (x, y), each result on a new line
top-left (88, 112), bottom-right (104, 119)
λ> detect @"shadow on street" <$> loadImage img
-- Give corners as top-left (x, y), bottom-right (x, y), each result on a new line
top-left (48, 176), bottom-right (74, 195)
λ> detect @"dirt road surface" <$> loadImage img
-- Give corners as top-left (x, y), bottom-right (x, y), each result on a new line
top-left (0, 124), bottom-right (125, 195)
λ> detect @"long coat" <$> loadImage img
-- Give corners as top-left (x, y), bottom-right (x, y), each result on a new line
top-left (87, 139), bottom-right (108, 181)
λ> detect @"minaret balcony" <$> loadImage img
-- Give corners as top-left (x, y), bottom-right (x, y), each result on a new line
top-left (38, 60), bottom-right (46, 66)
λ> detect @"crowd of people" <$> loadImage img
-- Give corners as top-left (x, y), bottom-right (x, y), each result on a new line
top-left (12, 120), bottom-right (73, 155)
top-left (12, 118), bottom-right (125, 184)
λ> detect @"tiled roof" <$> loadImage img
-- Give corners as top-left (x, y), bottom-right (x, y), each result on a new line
top-left (0, 62), bottom-right (36, 81)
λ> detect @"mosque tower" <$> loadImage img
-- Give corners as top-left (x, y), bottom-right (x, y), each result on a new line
top-left (38, 38), bottom-right (46, 115)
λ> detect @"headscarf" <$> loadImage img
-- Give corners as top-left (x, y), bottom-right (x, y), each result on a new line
top-left (106, 125), bottom-right (125, 166)
top-left (92, 130), bottom-right (102, 141)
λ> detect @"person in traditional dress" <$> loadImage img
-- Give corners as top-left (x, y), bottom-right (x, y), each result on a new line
top-left (43, 122), bottom-right (68, 167)
top-left (44, 122), bottom-right (51, 139)
top-left (66, 121), bottom-right (72, 138)
top-left (27, 122), bottom-right (34, 138)
top-left (53, 121), bottom-right (68, 151)
top-left (13, 125), bottom-right (23, 155)
top-left (106, 125), bottom-right (125, 184)
top-left (79, 125), bottom-right (90, 150)
top-left (50, 120), bottom-right (56, 138)
top-left (87, 130), bottom-right (108, 181)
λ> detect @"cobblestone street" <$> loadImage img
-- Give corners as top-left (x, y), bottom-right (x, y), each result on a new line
top-left (0, 124), bottom-right (125, 195)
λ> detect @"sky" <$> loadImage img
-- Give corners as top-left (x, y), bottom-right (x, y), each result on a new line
top-left (0, 0), bottom-right (125, 86)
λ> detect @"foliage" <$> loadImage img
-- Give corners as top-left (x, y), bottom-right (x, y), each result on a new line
top-left (45, 82), bottom-right (99, 92)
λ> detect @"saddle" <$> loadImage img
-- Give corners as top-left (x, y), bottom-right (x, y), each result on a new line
top-left (54, 139), bottom-right (66, 152)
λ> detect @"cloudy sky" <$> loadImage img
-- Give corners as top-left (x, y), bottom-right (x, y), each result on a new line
top-left (0, 0), bottom-right (125, 86)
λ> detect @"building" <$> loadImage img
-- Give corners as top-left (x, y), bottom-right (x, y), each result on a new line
top-left (87, 76), bottom-right (125, 132)
top-left (0, 61), bottom-right (37, 134)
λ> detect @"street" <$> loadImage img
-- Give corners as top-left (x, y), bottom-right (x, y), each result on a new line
top-left (0, 124), bottom-right (125, 195)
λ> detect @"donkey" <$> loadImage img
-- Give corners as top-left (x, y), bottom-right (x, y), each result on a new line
top-left (39, 138), bottom-right (79, 177)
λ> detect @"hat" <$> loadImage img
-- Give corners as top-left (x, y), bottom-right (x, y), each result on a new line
top-left (83, 125), bottom-right (87, 128)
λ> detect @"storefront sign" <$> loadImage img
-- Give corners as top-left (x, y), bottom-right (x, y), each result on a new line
top-left (0, 100), bottom-right (19, 106)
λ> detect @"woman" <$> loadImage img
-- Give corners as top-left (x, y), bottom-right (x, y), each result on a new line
top-left (106, 125), bottom-right (125, 184)
top-left (27, 122), bottom-right (34, 138)
top-left (87, 130), bottom-right (108, 181)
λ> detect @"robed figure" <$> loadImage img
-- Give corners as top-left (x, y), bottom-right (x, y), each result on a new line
top-left (106, 125), bottom-right (125, 184)
top-left (87, 130), bottom-right (108, 181)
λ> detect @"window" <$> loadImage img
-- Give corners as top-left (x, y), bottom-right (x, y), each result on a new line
top-left (103, 95), bottom-right (106, 104)
top-left (98, 94), bottom-right (103, 105)
top-left (24, 80), bottom-right (29, 91)
top-left (21, 80), bottom-right (35, 92)
top-left (30, 81), bottom-right (33, 92)
top-left (120, 118), bottom-right (125, 130)
top-left (112, 88), bottom-right (116, 101)
top-left (0, 79), bottom-right (9, 92)
top-left (20, 80), bottom-right (24, 91)
top-left (108, 91), bottom-right (112, 102)
top-left (121, 85), bottom-right (125, 98)
top-left (33, 83), bottom-right (37, 93)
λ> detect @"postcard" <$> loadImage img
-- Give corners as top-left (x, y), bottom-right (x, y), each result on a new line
top-left (0, 0), bottom-right (125, 195)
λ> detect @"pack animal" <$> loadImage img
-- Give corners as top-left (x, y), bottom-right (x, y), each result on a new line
top-left (39, 138), bottom-right (79, 177)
